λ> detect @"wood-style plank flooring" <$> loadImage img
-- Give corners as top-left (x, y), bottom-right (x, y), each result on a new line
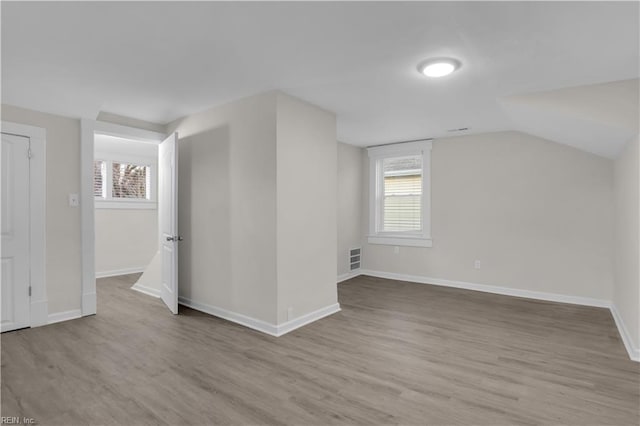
top-left (2, 274), bottom-right (638, 425)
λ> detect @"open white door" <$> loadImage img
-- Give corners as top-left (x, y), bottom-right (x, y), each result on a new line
top-left (159, 132), bottom-right (179, 314)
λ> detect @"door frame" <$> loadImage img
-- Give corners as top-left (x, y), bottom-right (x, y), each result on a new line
top-left (1, 121), bottom-right (47, 327)
top-left (79, 119), bottom-right (165, 316)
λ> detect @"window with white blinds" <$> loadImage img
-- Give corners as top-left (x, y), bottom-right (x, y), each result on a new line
top-left (94, 160), bottom-right (106, 198)
top-left (382, 155), bottom-right (422, 232)
top-left (94, 157), bottom-right (156, 208)
top-left (112, 162), bottom-right (150, 199)
top-left (368, 140), bottom-right (432, 247)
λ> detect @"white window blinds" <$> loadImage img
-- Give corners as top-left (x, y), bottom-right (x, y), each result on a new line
top-left (95, 160), bottom-right (151, 200)
top-left (112, 163), bottom-right (150, 199)
top-left (94, 160), bottom-right (106, 198)
top-left (382, 155), bottom-right (422, 232)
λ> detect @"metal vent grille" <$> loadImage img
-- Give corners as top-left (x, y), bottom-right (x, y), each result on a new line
top-left (349, 247), bottom-right (361, 271)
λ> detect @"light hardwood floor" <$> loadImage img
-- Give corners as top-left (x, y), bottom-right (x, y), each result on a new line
top-left (1, 274), bottom-right (638, 425)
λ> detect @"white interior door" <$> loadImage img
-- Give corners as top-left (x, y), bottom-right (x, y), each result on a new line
top-left (159, 132), bottom-right (179, 314)
top-left (1, 133), bottom-right (31, 332)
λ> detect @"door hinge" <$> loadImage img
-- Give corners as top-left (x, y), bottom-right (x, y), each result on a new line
top-left (27, 148), bottom-right (33, 159)
top-left (29, 286), bottom-right (32, 297)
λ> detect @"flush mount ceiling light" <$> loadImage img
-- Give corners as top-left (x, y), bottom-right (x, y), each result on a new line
top-left (418, 58), bottom-right (461, 78)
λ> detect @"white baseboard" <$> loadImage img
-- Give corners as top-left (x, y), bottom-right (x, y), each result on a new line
top-left (96, 267), bottom-right (146, 279)
top-left (179, 297), bottom-right (279, 335)
top-left (610, 304), bottom-right (640, 362)
top-left (131, 283), bottom-right (161, 298)
top-left (338, 270), bottom-right (362, 283)
top-left (353, 269), bottom-right (640, 362)
top-left (276, 303), bottom-right (341, 336)
top-left (178, 297), bottom-right (340, 337)
top-left (359, 269), bottom-right (611, 308)
top-left (48, 309), bottom-right (82, 325)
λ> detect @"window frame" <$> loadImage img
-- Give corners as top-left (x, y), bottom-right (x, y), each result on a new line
top-left (94, 152), bottom-right (157, 210)
top-left (367, 140), bottom-right (432, 247)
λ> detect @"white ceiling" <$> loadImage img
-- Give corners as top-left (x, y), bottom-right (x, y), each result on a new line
top-left (500, 79), bottom-right (639, 158)
top-left (2, 2), bottom-right (638, 151)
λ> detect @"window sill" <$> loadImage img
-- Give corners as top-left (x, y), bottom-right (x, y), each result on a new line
top-left (95, 200), bottom-right (157, 210)
top-left (367, 235), bottom-right (432, 247)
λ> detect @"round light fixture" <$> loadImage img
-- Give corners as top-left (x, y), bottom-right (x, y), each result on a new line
top-left (418, 58), bottom-right (461, 78)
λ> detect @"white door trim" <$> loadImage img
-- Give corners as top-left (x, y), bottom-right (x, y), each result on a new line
top-left (80, 119), bottom-right (165, 316)
top-left (1, 121), bottom-right (47, 327)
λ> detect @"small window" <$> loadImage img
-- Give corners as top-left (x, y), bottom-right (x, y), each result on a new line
top-left (94, 158), bottom-right (156, 209)
top-left (112, 162), bottom-right (150, 200)
top-left (368, 140), bottom-right (432, 247)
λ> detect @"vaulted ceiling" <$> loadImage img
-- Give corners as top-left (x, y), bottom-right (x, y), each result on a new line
top-left (500, 79), bottom-right (639, 158)
top-left (2, 2), bottom-right (638, 157)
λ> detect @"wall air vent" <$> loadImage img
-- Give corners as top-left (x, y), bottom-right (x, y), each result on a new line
top-left (349, 247), bottom-right (361, 271)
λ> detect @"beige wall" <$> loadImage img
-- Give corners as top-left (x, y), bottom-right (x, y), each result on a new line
top-left (276, 93), bottom-right (338, 324)
top-left (95, 209), bottom-right (157, 275)
top-left (613, 135), bottom-right (640, 356)
top-left (169, 91), bottom-right (339, 327)
top-left (360, 131), bottom-right (614, 300)
top-left (1, 105), bottom-right (82, 314)
top-left (337, 142), bottom-right (363, 277)
top-left (168, 92), bottom-right (279, 324)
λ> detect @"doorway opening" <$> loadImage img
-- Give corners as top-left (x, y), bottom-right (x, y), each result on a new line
top-left (93, 133), bottom-right (160, 299)
top-left (81, 120), bottom-right (178, 316)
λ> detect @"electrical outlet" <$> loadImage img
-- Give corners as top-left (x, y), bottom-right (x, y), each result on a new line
top-left (474, 260), bottom-right (481, 270)
top-left (393, 246), bottom-right (400, 254)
